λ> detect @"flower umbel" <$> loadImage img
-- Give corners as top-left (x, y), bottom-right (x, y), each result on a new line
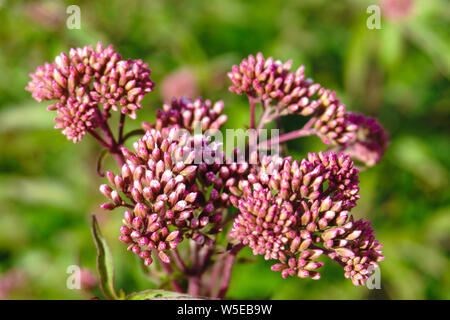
top-left (228, 53), bottom-right (359, 146)
top-left (151, 96), bottom-right (228, 134)
top-left (26, 42), bottom-right (154, 142)
top-left (99, 126), bottom-right (238, 265)
top-left (230, 152), bottom-right (383, 285)
top-left (337, 112), bottom-right (389, 167)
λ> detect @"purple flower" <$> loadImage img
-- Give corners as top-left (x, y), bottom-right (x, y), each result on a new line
top-left (337, 112), bottom-right (389, 166)
top-left (324, 216), bottom-right (384, 286)
top-left (26, 42), bottom-right (154, 142)
top-left (99, 127), bottom-right (235, 265)
top-left (227, 53), bottom-right (358, 145)
top-left (228, 53), bottom-right (321, 116)
top-left (312, 89), bottom-right (357, 145)
top-left (52, 96), bottom-right (98, 143)
top-left (229, 151), bottom-right (383, 285)
top-left (149, 96), bottom-right (228, 134)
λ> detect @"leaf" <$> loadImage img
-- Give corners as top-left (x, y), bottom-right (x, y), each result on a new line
top-left (91, 215), bottom-right (119, 300)
top-left (126, 289), bottom-right (201, 300)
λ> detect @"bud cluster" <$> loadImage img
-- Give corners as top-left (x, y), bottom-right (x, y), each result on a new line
top-left (26, 42), bottom-right (154, 142)
top-left (151, 97), bottom-right (228, 134)
top-left (227, 53), bottom-right (358, 145)
top-left (339, 112), bottom-right (389, 167)
top-left (99, 127), bottom-right (224, 264)
top-left (228, 53), bottom-right (321, 116)
top-left (229, 151), bottom-right (383, 285)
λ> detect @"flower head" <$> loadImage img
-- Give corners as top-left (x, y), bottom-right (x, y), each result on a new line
top-left (228, 53), bottom-right (321, 116)
top-left (151, 96), bottom-right (227, 134)
top-left (99, 127), bottom-right (233, 265)
top-left (337, 112), bottom-right (389, 166)
top-left (324, 216), bottom-right (384, 286)
top-left (229, 151), bottom-right (383, 285)
top-left (26, 42), bottom-right (154, 141)
top-left (312, 89), bottom-right (358, 145)
top-left (228, 53), bottom-right (358, 145)
top-left (52, 96), bottom-right (98, 143)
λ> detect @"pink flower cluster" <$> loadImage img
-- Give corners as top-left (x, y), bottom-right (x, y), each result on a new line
top-left (340, 112), bottom-right (389, 167)
top-left (228, 53), bottom-right (357, 145)
top-left (100, 127), bottom-right (228, 265)
top-left (26, 42), bottom-right (154, 142)
top-left (229, 152), bottom-right (383, 285)
top-left (149, 96), bottom-right (228, 134)
top-left (228, 53), bottom-right (389, 166)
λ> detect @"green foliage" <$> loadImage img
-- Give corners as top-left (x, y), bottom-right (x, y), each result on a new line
top-left (126, 289), bottom-right (196, 300)
top-left (91, 215), bottom-right (120, 300)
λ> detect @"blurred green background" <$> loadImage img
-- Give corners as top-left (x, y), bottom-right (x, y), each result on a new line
top-left (0, 0), bottom-right (449, 299)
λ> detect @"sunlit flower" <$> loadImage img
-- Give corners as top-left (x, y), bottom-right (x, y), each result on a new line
top-left (339, 112), bottom-right (389, 166)
top-left (26, 42), bottom-right (154, 141)
top-left (100, 127), bottom-right (233, 265)
top-left (229, 151), bottom-right (383, 285)
top-left (228, 53), bottom-right (358, 145)
top-left (151, 96), bottom-right (227, 134)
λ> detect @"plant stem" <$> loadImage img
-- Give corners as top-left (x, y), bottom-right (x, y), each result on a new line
top-left (256, 107), bottom-right (273, 132)
top-left (258, 128), bottom-right (315, 149)
top-left (121, 129), bottom-right (145, 143)
top-left (247, 95), bottom-right (258, 129)
top-left (92, 110), bottom-right (125, 167)
top-left (258, 116), bottom-right (317, 149)
top-left (207, 258), bottom-right (223, 296)
top-left (187, 241), bottom-right (211, 296)
top-left (171, 249), bottom-right (188, 274)
top-left (199, 246), bottom-right (214, 273)
top-left (154, 251), bottom-right (184, 293)
top-left (96, 150), bottom-right (108, 177)
top-left (188, 276), bottom-right (201, 296)
top-left (190, 240), bottom-right (200, 272)
top-left (118, 113), bottom-right (126, 144)
top-left (216, 243), bottom-right (244, 299)
top-left (88, 129), bottom-right (110, 149)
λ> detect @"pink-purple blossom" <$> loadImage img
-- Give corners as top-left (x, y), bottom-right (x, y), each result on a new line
top-left (229, 151), bottom-right (383, 285)
top-left (26, 42), bottom-right (154, 142)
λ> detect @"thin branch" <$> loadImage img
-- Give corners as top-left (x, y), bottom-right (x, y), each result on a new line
top-left (247, 95), bottom-right (258, 129)
top-left (118, 113), bottom-right (126, 144)
top-left (199, 245), bottom-right (214, 273)
top-left (87, 129), bottom-right (110, 149)
top-left (96, 149), bottom-right (109, 177)
top-left (190, 240), bottom-right (200, 273)
top-left (216, 243), bottom-right (244, 299)
top-left (256, 107), bottom-right (274, 132)
top-left (258, 116), bottom-right (318, 150)
top-left (188, 276), bottom-right (201, 296)
top-left (121, 129), bottom-right (146, 143)
top-left (154, 250), bottom-right (184, 293)
top-left (92, 109), bottom-right (125, 167)
top-left (171, 248), bottom-right (188, 274)
top-left (258, 128), bottom-right (315, 150)
top-left (207, 258), bottom-right (224, 297)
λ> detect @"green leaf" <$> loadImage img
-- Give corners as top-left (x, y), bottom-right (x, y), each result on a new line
top-left (126, 289), bottom-right (200, 300)
top-left (91, 215), bottom-right (119, 300)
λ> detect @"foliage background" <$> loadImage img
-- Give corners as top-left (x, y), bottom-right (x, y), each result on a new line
top-left (0, 0), bottom-right (449, 299)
